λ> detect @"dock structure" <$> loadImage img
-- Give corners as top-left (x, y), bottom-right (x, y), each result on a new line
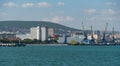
top-left (0, 43), bottom-right (26, 47)
top-left (0, 43), bottom-right (16, 47)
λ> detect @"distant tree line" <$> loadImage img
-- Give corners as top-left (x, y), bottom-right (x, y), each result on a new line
top-left (0, 38), bottom-right (58, 44)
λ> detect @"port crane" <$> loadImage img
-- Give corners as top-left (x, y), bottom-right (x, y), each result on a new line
top-left (102, 23), bottom-right (108, 43)
top-left (82, 22), bottom-right (87, 41)
top-left (90, 26), bottom-right (95, 43)
top-left (64, 35), bottom-right (67, 44)
top-left (112, 27), bottom-right (115, 43)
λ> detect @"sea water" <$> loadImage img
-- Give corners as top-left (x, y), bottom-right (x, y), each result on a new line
top-left (0, 45), bottom-right (120, 66)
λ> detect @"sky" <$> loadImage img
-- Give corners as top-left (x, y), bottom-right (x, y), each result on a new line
top-left (0, 0), bottom-right (120, 31)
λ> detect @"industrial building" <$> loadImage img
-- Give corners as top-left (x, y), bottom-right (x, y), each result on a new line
top-left (58, 32), bottom-right (84, 44)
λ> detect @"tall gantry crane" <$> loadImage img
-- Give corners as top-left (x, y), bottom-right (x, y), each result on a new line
top-left (90, 26), bottom-right (95, 43)
top-left (82, 22), bottom-right (87, 41)
top-left (112, 27), bottom-right (115, 42)
top-left (102, 23), bottom-right (108, 43)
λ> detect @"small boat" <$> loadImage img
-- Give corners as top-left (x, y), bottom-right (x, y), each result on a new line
top-left (15, 43), bottom-right (26, 47)
top-left (15, 40), bottom-right (26, 47)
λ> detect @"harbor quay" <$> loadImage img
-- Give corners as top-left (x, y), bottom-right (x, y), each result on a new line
top-left (0, 43), bottom-right (16, 47)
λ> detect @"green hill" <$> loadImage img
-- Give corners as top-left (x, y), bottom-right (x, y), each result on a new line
top-left (0, 21), bottom-right (81, 34)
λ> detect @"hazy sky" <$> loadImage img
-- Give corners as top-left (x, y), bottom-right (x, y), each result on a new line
top-left (0, 0), bottom-right (120, 31)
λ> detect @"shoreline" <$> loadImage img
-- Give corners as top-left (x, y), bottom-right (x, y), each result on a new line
top-left (27, 43), bottom-right (120, 46)
top-left (27, 44), bottom-right (68, 46)
top-left (0, 43), bottom-right (119, 47)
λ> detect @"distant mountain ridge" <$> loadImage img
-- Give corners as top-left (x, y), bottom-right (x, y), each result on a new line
top-left (0, 21), bottom-right (81, 34)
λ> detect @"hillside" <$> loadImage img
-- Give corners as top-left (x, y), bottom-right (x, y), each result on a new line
top-left (0, 21), bottom-right (81, 34)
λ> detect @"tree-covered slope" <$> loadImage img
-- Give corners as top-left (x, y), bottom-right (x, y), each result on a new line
top-left (0, 21), bottom-right (81, 34)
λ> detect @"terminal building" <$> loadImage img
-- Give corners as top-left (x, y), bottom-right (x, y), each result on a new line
top-left (30, 26), bottom-right (54, 41)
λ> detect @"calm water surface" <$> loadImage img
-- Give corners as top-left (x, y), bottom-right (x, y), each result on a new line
top-left (0, 45), bottom-right (120, 66)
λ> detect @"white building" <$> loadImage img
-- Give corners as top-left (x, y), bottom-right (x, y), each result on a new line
top-left (16, 34), bottom-right (31, 40)
top-left (58, 33), bottom-right (84, 43)
top-left (0, 32), bottom-right (16, 39)
top-left (48, 28), bottom-right (54, 36)
top-left (87, 34), bottom-right (98, 40)
top-left (41, 27), bottom-right (48, 41)
top-left (30, 26), bottom-right (54, 41)
top-left (30, 26), bottom-right (41, 40)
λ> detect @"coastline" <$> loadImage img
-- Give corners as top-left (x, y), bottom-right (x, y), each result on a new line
top-left (27, 44), bottom-right (68, 46)
top-left (27, 43), bottom-right (120, 46)
top-left (0, 43), bottom-right (119, 47)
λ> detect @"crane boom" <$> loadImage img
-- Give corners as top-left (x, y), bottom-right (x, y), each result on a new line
top-left (82, 22), bottom-right (84, 32)
top-left (105, 23), bottom-right (108, 33)
top-left (112, 27), bottom-right (114, 36)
